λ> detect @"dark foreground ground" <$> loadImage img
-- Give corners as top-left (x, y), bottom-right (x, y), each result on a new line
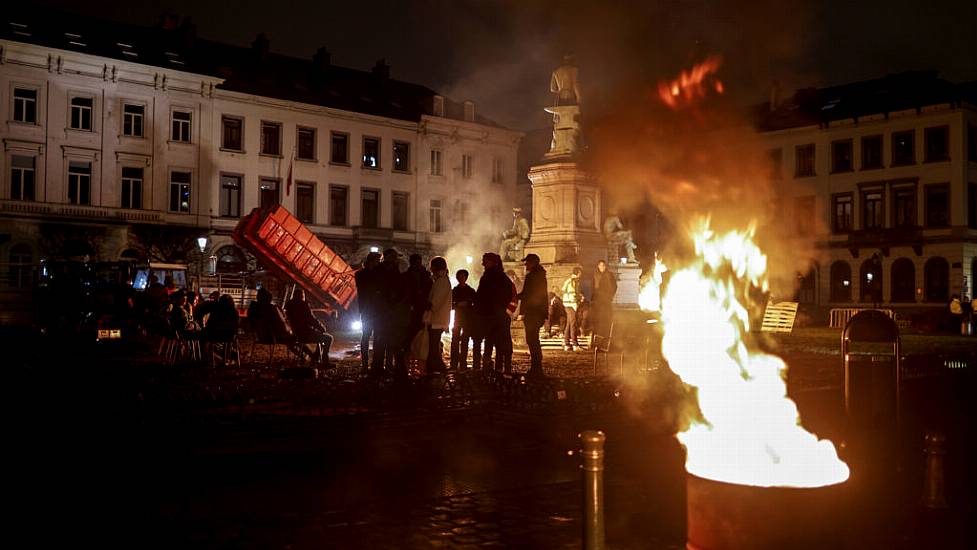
top-left (5, 327), bottom-right (975, 549)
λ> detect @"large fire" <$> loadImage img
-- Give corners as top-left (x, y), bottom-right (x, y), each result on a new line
top-left (653, 218), bottom-right (849, 487)
top-left (637, 252), bottom-right (668, 312)
top-left (657, 55), bottom-right (724, 110)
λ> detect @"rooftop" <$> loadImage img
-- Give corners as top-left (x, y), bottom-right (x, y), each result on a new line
top-left (754, 71), bottom-right (977, 132)
top-left (2, 7), bottom-right (505, 128)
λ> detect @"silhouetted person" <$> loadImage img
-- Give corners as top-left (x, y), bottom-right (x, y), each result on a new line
top-left (518, 253), bottom-right (548, 377)
top-left (194, 290), bottom-right (221, 324)
top-left (285, 288), bottom-right (334, 366)
top-left (592, 260), bottom-right (617, 338)
top-left (475, 253), bottom-right (513, 372)
top-left (544, 292), bottom-right (566, 338)
top-left (248, 287), bottom-right (293, 344)
top-left (372, 249), bottom-right (407, 375)
top-left (450, 269), bottom-right (476, 369)
top-left (426, 256), bottom-right (451, 374)
top-left (355, 252), bottom-right (382, 368)
top-left (204, 294), bottom-right (239, 343)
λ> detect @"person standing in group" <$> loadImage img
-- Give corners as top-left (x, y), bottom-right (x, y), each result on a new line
top-left (355, 252), bottom-right (381, 369)
top-left (403, 254), bottom-right (433, 372)
top-left (450, 269), bottom-right (476, 369)
top-left (518, 253), bottom-right (548, 377)
top-left (425, 257), bottom-right (452, 374)
top-left (371, 249), bottom-right (405, 375)
top-left (561, 267), bottom-right (584, 351)
top-left (592, 260), bottom-right (617, 339)
top-left (474, 253), bottom-right (512, 371)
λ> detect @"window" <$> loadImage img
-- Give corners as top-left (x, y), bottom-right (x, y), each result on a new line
top-left (169, 171), bottom-right (191, 212)
top-left (892, 130), bottom-right (914, 165)
top-left (393, 141), bottom-right (410, 172)
top-left (260, 121), bottom-right (282, 156)
top-left (259, 178), bottom-right (279, 209)
top-left (795, 144), bottom-right (815, 177)
top-left (10, 155), bottom-right (35, 201)
top-left (794, 196), bottom-right (815, 236)
top-left (430, 149), bottom-right (443, 176)
top-left (861, 135), bottom-right (883, 170)
top-left (890, 258), bottom-right (916, 303)
top-left (859, 258), bottom-right (883, 304)
top-left (768, 148), bottom-right (782, 180)
top-left (67, 161), bottom-right (91, 205)
top-left (925, 185), bottom-right (949, 227)
top-left (968, 124), bottom-right (976, 162)
top-left (120, 167), bottom-right (143, 209)
top-left (829, 261), bottom-right (852, 302)
top-left (69, 97), bottom-right (93, 130)
top-left (330, 132), bottom-right (349, 164)
top-left (8, 244), bottom-right (33, 288)
top-left (361, 189), bottom-right (379, 228)
top-left (329, 185), bottom-right (348, 226)
top-left (892, 187), bottom-right (916, 227)
top-left (297, 127), bottom-right (316, 161)
top-left (429, 199), bottom-right (443, 233)
top-left (924, 257), bottom-right (949, 302)
top-left (219, 174), bottom-right (242, 218)
top-left (832, 194), bottom-right (853, 233)
top-left (222, 116), bottom-right (243, 151)
top-left (296, 182), bottom-right (315, 223)
top-left (462, 154), bottom-right (474, 179)
top-left (13, 88), bottom-right (37, 123)
top-left (924, 126), bottom-right (949, 162)
top-left (171, 110), bottom-right (191, 143)
top-left (831, 140), bottom-right (853, 173)
top-left (969, 183), bottom-right (976, 229)
top-left (862, 189), bottom-right (883, 229)
top-left (362, 137), bottom-right (380, 169)
top-left (491, 158), bottom-right (504, 184)
top-left (392, 191), bottom-right (409, 230)
top-left (122, 104), bottom-right (143, 137)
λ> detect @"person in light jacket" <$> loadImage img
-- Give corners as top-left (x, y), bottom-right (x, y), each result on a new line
top-left (425, 256), bottom-right (452, 374)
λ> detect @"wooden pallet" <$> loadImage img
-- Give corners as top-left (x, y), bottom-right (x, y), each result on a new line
top-left (760, 301), bottom-right (798, 333)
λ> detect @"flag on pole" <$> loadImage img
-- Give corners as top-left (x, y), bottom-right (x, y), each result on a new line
top-left (285, 147), bottom-right (294, 197)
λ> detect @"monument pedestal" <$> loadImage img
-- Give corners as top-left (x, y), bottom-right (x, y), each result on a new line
top-left (612, 263), bottom-right (641, 309)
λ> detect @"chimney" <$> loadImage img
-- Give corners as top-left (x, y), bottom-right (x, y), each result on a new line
top-left (252, 33), bottom-right (270, 61)
top-left (769, 80), bottom-right (782, 112)
top-left (463, 100), bottom-right (475, 122)
top-left (313, 46), bottom-right (331, 70)
top-left (432, 95), bottom-right (445, 117)
top-left (372, 58), bottom-right (390, 81)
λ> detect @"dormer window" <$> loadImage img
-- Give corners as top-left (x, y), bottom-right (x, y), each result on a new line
top-left (64, 32), bottom-right (86, 47)
top-left (433, 95), bottom-right (445, 117)
top-left (463, 101), bottom-right (475, 122)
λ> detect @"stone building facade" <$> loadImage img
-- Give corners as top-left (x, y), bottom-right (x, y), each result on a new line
top-left (759, 72), bottom-right (977, 311)
top-left (0, 10), bottom-right (520, 291)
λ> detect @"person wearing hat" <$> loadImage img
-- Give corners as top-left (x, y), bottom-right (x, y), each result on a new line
top-left (499, 207), bottom-right (530, 262)
top-left (518, 253), bottom-right (548, 376)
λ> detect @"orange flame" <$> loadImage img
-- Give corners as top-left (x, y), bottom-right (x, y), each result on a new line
top-left (660, 217), bottom-right (849, 487)
top-left (657, 55), bottom-right (724, 110)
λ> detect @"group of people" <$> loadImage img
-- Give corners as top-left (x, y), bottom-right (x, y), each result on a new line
top-left (355, 249), bottom-right (619, 378)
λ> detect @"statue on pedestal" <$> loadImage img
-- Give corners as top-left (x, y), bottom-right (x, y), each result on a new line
top-left (500, 208), bottom-right (530, 262)
top-left (544, 55), bottom-right (582, 158)
top-left (604, 214), bottom-right (638, 263)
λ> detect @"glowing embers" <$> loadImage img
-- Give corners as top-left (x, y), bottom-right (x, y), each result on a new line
top-left (662, 217), bottom-right (848, 488)
top-left (657, 55), bottom-right (724, 110)
top-left (638, 252), bottom-right (668, 313)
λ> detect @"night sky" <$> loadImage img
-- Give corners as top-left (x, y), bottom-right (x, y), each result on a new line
top-left (35, 0), bottom-right (977, 131)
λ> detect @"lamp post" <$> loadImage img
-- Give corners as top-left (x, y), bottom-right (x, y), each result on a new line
top-left (196, 236), bottom-right (208, 289)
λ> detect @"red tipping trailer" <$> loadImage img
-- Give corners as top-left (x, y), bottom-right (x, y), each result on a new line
top-left (232, 205), bottom-right (356, 313)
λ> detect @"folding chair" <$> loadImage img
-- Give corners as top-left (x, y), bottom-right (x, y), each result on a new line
top-left (592, 322), bottom-right (624, 377)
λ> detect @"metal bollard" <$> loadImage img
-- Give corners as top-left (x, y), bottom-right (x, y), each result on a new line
top-left (921, 431), bottom-right (948, 509)
top-left (580, 430), bottom-right (606, 550)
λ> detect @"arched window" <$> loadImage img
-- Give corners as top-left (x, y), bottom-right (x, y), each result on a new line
top-left (829, 261), bottom-right (852, 302)
top-left (7, 244), bottom-right (34, 288)
top-left (924, 257), bottom-right (949, 303)
top-left (214, 245), bottom-right (246, 273)
top-left (795, 264), bottom-right (818, 304)
top-left (890, 258), bottom-right (916, 303)
top-left (859, 258), bottom-right (883, 304)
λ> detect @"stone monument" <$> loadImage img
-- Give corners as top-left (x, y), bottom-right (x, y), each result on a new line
top-left (519, 55), bottom-right (641, 308)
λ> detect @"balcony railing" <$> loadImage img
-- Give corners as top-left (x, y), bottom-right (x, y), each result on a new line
top-left (847, 225), bottom-right (923, 246)
top-left (1, 199), bottom-right (175, 225)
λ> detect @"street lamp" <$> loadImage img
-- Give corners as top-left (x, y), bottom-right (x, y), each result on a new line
top-left (196, 236), bottom-right (208, 287)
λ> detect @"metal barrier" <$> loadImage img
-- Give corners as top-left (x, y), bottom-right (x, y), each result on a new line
top-left (830, 307), bottom-right (895, 328)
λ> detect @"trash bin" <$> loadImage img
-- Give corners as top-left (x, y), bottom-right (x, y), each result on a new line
top-left (841, 310), bottom-right (901, 473)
